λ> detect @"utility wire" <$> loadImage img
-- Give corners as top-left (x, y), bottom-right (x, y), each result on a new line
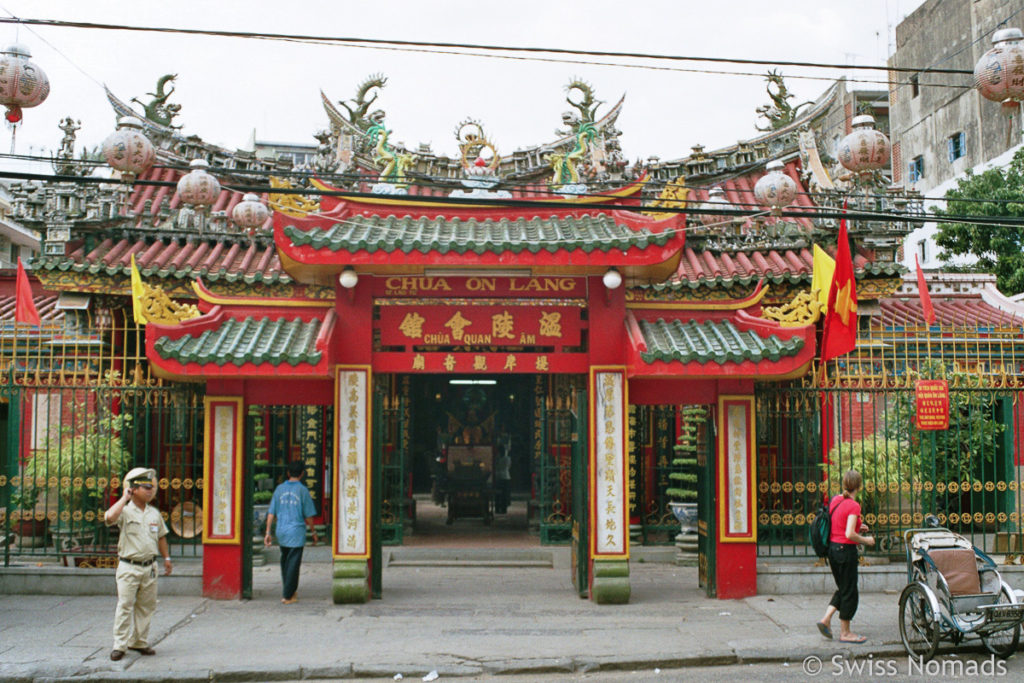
top-left (10, 152), bottom-right (1024, 211)
top-left (13, 168), bottom-right (1024, 230)
top-left (0, 16), bottom-right (975, 76)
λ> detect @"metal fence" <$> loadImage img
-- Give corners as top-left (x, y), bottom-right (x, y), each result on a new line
top-left (757, 323), bottom-right (1024, 561)
top-left (0, 315), bottom-right (206, 566)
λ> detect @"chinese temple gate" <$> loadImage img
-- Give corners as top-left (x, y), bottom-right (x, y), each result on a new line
top-left (3, 73), bottom-right (930, 605)
top-left (139, 184), bottom-right (817, 603)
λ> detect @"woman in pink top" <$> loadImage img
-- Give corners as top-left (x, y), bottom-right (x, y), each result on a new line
top-left (816, 470), bottom-right (875, 643)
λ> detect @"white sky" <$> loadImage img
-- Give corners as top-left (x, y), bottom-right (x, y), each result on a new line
top-left (2, 1), bottom-right (928, 166)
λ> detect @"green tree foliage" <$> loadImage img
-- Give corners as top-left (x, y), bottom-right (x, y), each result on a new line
top-left (933, 148), bottom-right (1024, 295)
top-left (886, 361), bottom-right (1004, 485)
top-left (22, 398), bottom-right (132, 520)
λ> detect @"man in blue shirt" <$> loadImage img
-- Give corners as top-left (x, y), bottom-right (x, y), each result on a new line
top-left (263, 460), bottom-right (318, 604)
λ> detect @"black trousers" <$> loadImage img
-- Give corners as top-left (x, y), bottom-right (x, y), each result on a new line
top-left (279, 545), bottom-right (304, 600)
top-left (828, 542), bottom-right (859, 620)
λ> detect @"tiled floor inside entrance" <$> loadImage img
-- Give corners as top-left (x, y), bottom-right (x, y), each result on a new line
top-left (403, 494), bottom-right (537, 548)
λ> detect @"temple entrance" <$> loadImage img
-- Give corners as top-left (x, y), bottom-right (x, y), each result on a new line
top-left (398, 374), bottom-right (536, 546)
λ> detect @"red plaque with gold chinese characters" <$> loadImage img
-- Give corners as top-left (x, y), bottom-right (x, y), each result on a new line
top-left (915, 379), bottom-right (949, 431)
top-left (380, 305), bottom-right (582, 347)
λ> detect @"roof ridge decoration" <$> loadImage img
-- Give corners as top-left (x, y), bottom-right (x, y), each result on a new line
top-left (366, 119), bottom-right (416, 194)
top-left (135, 277), bottom-right (200, 325)
top-left (448, 120), bottom-right (511, 199)
top-left (269, 176), bottom-right (320, 218)
top-left (761, 289), bottom-right (822, 326)
top-left (191, 278), bottom-right (332, 310)
top-left (645, 176), bottom-right (688, 220)
top-left (627, 279), bottom-right (769, 311)
top-left (321, 75), bottom-right (629, 186)
top-left (755, 70), bottom-right (813, 132)
top-left (130, 74), bottom-right (182, 129)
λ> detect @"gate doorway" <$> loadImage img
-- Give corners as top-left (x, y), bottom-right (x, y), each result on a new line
top-left (393, 373), bottom-right (536, 546)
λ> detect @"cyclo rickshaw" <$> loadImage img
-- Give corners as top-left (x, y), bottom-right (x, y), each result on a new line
top-left (899, 515), bottom-right (1024, 660)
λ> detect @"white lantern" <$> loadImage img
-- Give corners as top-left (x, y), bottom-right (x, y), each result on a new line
top-left (102, 117), bottom-right (155, 181)
top-left (836, 116), bottom-right (890, 174)
top-left (176, 159), bottom-right (221, 208)
top-left (695, 187), bottom-right (735, 227)
top-left (231, 193), bottom-right (269, 233)
top-left (975, 28), bottom-right (1024, 105)
top-left (602, 268), bottom-right (622, 290)
top-left (339, 267), bottom-right (359, 289)
top-left (753, 160), bottom-right (799, 214)
top-left (0, 44), bottom-right (50, 123)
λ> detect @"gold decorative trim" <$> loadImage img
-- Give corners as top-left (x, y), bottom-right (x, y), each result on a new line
top-left (762, 290), bottom-right (821, 326)
top-left (270, 176), bottom-right (320, 217)
top-left (626, 282), bottom-right (768, 311)
top-left (644, 175), bottom-right (688, 219)
top-left (192, 280), bottom-right (332, 308)
top-left (137, 281), bottom-right (201, 325)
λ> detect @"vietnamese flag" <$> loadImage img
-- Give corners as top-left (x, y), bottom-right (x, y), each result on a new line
top-left (915, 254), bottom-right (936, 325)
top-left (820, 219), bottom-right (858, 364)
top-left (14, 257), bottom-right (40, 326)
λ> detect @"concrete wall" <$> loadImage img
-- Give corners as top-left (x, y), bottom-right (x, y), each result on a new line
top-left (759, 559), bottom-right (1024, 594)
top-left (0, 564), bottom-right (202, 596)
top-left (889, 0), bottom-right (1024, 196)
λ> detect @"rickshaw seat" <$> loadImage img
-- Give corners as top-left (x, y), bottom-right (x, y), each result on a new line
top-left (928, 548), bottom-right (981, 596)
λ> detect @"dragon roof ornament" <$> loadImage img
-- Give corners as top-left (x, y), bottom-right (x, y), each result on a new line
top-left (320, 74), bottom-right (627, 186)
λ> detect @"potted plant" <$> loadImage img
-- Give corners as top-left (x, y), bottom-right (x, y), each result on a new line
top-left (22, 396), bottom-right (132, 553)
top-left (667, 405), bottom-right (706, 564)
top-left (8, 484), bottom-right (48, 548)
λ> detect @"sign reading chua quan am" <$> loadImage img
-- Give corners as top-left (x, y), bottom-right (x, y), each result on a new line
top-left (915, 379), bottom-right (949, 431)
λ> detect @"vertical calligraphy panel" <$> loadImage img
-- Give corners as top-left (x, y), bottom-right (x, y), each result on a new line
top-left (717, 396), bottom-right (756, 543)
top-left (333, 366), bottom-right (371, 559)
top-left (202, 397), bottom-right (243, 544)
top-left (590, 367), bottom-right (629, 558)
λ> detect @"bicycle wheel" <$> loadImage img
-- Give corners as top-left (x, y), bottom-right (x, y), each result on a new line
top-left (981, 588), bottom-right (1021, 658)
top-left (899, 583), bottom-right (940, 661)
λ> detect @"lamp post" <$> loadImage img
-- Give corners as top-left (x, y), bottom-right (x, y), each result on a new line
top-left (176, 159), bottom-right (221, 234)
top-left (0, 44), bottom-right (50, 153)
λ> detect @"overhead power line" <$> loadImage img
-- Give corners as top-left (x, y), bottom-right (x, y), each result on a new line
top-left (0, 16), bottom-right (974, 76)
top-left (5, 168), bottom-right (1024, 230)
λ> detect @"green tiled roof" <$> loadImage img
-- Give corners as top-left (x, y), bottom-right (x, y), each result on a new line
top-left (153, 317), bottom-right (323, 367)
top-left (636, 318), bottom-right (805, 364)
top-left (283, 214), bottom-right (671, 254)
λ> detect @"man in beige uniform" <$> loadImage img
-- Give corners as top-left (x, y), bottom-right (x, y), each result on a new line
top-left (104, 467), bottom-right (172, 661)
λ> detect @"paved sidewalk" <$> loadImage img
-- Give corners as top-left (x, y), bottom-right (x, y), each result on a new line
top-left (0, 550), bottom-right (924, 682)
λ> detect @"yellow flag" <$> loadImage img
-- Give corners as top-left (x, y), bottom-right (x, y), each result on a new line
top-left (130, 254), bottom-right (148, 326)
top-left (811, 244), bottom-right (836, 312)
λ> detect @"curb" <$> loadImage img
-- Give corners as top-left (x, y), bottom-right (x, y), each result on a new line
top-left (15, 644), bottom-right (936, 682)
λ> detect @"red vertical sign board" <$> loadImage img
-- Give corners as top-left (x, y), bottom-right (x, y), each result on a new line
top-left (915, 379), bottom-right (949, 431)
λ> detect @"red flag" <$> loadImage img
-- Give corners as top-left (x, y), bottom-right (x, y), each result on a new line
top-left (915, 254), bottom-right (936, 325)
top-left (820, 219), bottom-right (858, 364)
top-left (15, 257), bottom-right (40, 326)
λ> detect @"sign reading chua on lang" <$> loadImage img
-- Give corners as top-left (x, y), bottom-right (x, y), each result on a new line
top-left (915, 379), bottom-right (950, 431)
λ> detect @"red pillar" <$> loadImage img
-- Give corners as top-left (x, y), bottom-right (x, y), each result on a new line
top-left (203, 545), bottom-right (243, 599)
top-left (715, 383), bottom-right (758, 599)
top-left (202, 381), bottom-right (245, 599)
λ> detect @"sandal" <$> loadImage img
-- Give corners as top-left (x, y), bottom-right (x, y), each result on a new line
top-left (839, 635), bottom-right (867, 644)
top-left (816, 621), bottom-right (833, 639)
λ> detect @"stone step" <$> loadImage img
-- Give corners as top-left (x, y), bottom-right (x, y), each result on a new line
top-left (385, 548), bottom-right (554, 568)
